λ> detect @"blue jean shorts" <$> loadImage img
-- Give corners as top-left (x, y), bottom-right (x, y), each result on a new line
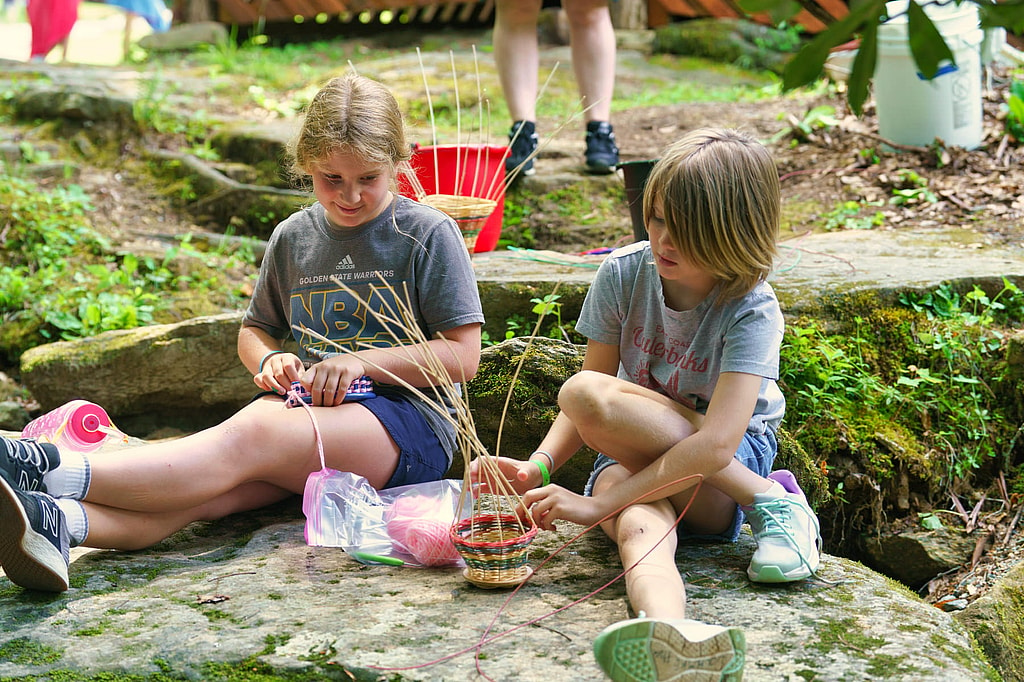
top-left (584, 429), bottom-right (778, 543)
top-left (256, 390), bottom-right (448, 489)
top-left (361, 393), bottom-right (449, 489)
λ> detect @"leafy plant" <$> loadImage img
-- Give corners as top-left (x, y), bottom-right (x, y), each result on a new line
top-left (0, 175), bottom-right (250, 356)
top-left (531, 294), bottom-right (578, 343)
top-left (919, 512), bottom-right (944, 530)
top-left (1006, 79), bottom-right (1024, 141)
top-left (780, 318), bottom-right (899, 415)
top-left (783, 280), bottom-right (1024, 484)
top-left (770, 105), bottom-right (838, 146)
top-left (482, 294), bottom-right (580, 347)
top-left (895, 282), bottom-right (1020, 478)
top-left (857, 148), bottom-right (880, 166)
top-left (888, 168), bottom-right (938, 205)
top-left (134, 73), bottom-right (212, 145)
top-left (822, 200), bottom-right (885, 231)
top-left (767, 0), bottom-right (1024, 115)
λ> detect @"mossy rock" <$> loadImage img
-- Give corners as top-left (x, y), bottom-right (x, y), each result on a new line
top-left (653, 18), bottom-right (799, 74)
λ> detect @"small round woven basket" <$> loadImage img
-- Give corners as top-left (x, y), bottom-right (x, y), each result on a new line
top-left (451, 512), bottom-right (539, 589)
top-left (422, 193), bottom-right (497, 253)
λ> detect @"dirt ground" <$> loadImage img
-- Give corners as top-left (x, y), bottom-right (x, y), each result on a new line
top-left (68, 64), bottom-right (1024, 260)
top-left (607, 66), bottom-right (1023, 249)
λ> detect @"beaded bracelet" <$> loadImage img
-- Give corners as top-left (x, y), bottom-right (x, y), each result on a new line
top-left (531, 458), bottom-right (551, 487)
top-left (258, 350), bottom-right (286, 373)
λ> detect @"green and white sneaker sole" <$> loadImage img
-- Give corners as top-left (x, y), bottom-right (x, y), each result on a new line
top-left (594, 619), bottom-right (745, 681)
top-left (747, 552), bottom-right (820, 583)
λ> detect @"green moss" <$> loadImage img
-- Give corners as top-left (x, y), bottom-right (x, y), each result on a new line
top-left (811, 616), bottom-right (886, 654)
top-left (866, 652), bottom-right (922, 678)
top-left (501, 180), bottom-right (628, 249)
top-left (73, 625), bottom-right (107, 637)
top-left (780, 199), bottom-right (829, 234)
top-left (0, 637), bottom-right (64, 665)
top-left (804, 616), bottom-right (931, 678)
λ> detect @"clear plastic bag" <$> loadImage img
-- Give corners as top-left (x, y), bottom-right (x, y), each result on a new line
top-left (302, 467), bottom-right (467, 568)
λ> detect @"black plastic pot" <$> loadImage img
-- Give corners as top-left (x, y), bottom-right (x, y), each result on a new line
top-left (618, 159), bottom-right (657, 242)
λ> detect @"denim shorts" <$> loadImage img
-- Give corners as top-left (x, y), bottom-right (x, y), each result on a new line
top-left (584, 429), bottom-right (778, 543)
top-left (255, 390), bottom-right (448, 489)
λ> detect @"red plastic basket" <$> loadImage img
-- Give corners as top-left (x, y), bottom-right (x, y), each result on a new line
top-left (399, 144), bottom-right (508, 253)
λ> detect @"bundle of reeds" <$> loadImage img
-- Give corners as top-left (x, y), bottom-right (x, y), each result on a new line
top-left (298, 277), bottom-right (541, 588)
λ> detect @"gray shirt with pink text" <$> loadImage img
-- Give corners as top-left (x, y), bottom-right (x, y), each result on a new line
top-left (576, 241), bottom-right (785, 435)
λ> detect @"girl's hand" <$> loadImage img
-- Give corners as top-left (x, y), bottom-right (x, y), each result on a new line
top-left (254, 352), bottom-right (302, 395)
top-left (468, 456), bottom-right (541, 496)
top-left (302, 355), bottom-right (367, 406)
top-left (521, 485), bottom-right (608, 531)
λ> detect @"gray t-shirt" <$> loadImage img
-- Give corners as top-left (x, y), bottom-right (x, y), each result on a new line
top-left (242, 195), bottom-right (485, 462)
top-left (576, 242), bottom-right (785, 435)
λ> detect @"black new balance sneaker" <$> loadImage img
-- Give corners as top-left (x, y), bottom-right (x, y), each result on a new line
top-left (506, 120), bottom-right (539, 178)
top-left (0, 471), bottom-right (70, 592)
top-left (0, 435), bottom-right (59, 493)
top-left (584, 120), bottom-right (620, 175)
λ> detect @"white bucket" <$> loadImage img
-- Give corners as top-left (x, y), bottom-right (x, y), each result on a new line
top-left (874, 0), bottom-right (984, 149)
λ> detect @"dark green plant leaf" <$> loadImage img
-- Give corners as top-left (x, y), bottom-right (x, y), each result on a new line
top-left (978, 0), bottom-right (1024, 32)
top-left (782, 0), bottom-right (887, 92)
top-left (905, 1), bottom-right (956, 80)
top-left (848, 19), bottom-right (878, 115)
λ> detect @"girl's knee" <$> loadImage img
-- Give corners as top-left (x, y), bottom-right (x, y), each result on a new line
top-left (614, 502), bottom-right (678, 546)
top-left (559, 371), bottom-right (616, 420)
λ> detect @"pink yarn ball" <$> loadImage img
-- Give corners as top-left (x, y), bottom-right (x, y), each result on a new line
top-left (386, 495), bottom-right (461, 566)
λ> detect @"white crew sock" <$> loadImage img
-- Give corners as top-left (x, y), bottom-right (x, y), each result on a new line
top-left (44, 450), bottom-right (91, 499)
top-left (56, 498), bottom-right (89, 547)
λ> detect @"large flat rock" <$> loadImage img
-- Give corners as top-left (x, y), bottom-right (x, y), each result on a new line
top-left (470, 226), bottom-right (1024, 312)
top-left (0, 499), bottom-right (996, 681)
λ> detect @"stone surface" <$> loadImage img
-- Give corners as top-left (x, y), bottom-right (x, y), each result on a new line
top-left (956, 561), bottom-right (1024, 679)
top-left (862, 526), bottom-right (981, 589)
top-left (0, 485), bottom-right (997, 681)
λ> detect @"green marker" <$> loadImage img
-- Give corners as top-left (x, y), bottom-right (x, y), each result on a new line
top-left (352, 552), bottom-right (405, 566)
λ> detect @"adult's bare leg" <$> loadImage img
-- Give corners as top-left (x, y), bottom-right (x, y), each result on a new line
top-left (494, 0), bottom-right (543, 122)
top-left (563, 0), bottom-right (616, 122)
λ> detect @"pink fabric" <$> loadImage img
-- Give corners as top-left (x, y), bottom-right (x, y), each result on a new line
top-left (27, 0), bottom-right (81, 59)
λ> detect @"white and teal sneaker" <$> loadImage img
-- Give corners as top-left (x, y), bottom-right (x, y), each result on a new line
top-left (593, 616), bottom-right (745, 681)
top-left (0, 471), bottom-right (70, 592)
top-left (746, 469), bottom-right (822, 583)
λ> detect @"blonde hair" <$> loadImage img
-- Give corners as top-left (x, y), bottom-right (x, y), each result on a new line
top-left (289, 73), bottom-right (411, 189)
top-left (642, 128), bottom-right (780, 301)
